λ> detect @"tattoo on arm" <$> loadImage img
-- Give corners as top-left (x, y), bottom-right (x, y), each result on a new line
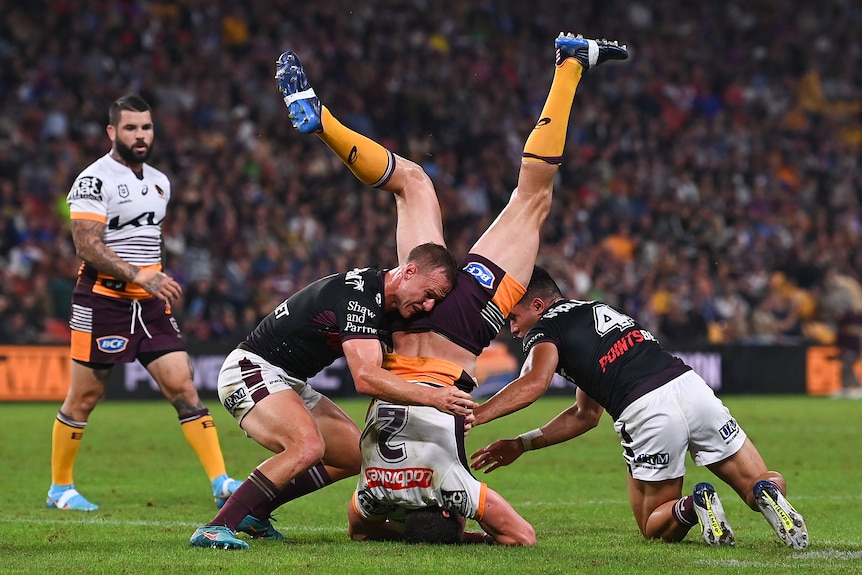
top-left (71, 219), bottom-right (140, 282)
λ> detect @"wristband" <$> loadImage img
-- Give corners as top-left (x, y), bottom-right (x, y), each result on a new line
top-left (518, 428), bottom-right (543, 451)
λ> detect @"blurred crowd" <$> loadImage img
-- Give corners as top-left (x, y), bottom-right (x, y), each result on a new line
top-left (1, 0), bottom-right (861, 353)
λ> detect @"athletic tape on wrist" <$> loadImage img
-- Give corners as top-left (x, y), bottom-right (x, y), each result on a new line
top-left (518, 428), bottom-right (543, 451)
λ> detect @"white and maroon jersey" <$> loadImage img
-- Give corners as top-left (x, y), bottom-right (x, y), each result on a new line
top-left (524, 299), bottom-right (690, 420)
top-left (353, 395), bottom-right (486, 522)
top-left (67, 153), bottom-right (170, 299)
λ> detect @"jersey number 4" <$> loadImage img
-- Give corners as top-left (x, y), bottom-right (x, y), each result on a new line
top-left (592, 303), bottom-right (635, 336)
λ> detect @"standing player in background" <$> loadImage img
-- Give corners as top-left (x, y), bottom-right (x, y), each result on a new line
top-left (470, 266), bottom-right (808, 549)
top-left (48, 95), bottom-right (242, 511)
top-left (273, 32), bottom-right (627, 545)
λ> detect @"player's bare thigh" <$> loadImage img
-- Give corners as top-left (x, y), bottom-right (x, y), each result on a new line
top-left (387, 155), bottom-right (446, 260)
top-left (706, 437), bottom-right (778, 509)
top-left (469, 162), bottom-right (555, 287)
top-left (627, 474), bottom-right (685, 536)
top-left (240, 389), bottom-right (325, 456)
top-left (309, 395), bottom-right (361, 476)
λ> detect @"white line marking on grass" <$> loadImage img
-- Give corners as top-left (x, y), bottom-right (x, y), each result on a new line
top-left (696, 549), bottom-right (862, 568)
top-left (0, 517), bottom-right (336, 532)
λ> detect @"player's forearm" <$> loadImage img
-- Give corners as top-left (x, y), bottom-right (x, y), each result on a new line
top-left (76, 240), bottom-right (140, 282)
top-left (539, 405), bottom-right (599, 447)
top-left (353, 368), bottom-right (429, 406)
top-left (474, 379), bottom-right (545, 425)
top-left (72, 221), bottom-right (141, 282)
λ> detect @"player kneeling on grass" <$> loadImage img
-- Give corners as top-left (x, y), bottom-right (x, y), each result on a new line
top-left (470, 266), bottom-right (808, 549)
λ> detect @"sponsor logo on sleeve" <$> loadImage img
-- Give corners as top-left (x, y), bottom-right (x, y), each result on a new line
top-left (70, 176), bottom-right (103, 200)
top-left (718, 418), bottom-right (739, 443)
top-left (441, 490), bottom-right (471, 516)
top-left (356, 488), bottom-right (400, 517)
top-left (464, 262), bottom-right (495, 289)
top-left (96, 335), bottom-right (129, 353)
top-left (345, 268), bottom-right (367, 292)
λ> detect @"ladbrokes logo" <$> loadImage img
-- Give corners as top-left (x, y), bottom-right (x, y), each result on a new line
top-left (365, 467), bottom-right (433, 490)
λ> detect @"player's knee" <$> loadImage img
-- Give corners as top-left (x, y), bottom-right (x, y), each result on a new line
top-left (295, 433), bottom-right (327, 467)
top-left (64, 390), bottom-right (104, 418)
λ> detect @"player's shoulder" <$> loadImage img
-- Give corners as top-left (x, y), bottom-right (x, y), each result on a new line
top-left (75, 153), bottom-right (115, 178)
top-left (144, 162), bottom-right (170, 183)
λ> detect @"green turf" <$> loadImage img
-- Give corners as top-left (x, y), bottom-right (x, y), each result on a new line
top-left (1, 396), bottom-right (860, 574)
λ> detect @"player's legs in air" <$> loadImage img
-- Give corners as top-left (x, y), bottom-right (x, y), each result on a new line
top-left (275, 50), bottom-right (444, 261)
top-left (469, 33), bottom-right (628, 289)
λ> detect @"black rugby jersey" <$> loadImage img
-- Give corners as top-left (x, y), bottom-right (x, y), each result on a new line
top-left (523, 299), bottom-right (690, 420)
top-left (239, 268), bottom-right (388, 380)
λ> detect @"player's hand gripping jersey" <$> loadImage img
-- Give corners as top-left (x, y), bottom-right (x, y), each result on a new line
top-left (238, 268), bottom-right (388, 380)
top-left (524, 299), bottom-right (690, 420)
top-left (67, 153), bottom-right (170, 300)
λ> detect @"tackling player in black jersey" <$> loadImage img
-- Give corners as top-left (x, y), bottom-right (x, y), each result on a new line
top-left (471, 266), bottom-right (808, 550)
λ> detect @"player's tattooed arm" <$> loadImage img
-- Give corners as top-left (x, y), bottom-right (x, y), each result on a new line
top-left (71, 219), bottom-right (183, 304)
top-left (71, 219), bottom-right (141, 282)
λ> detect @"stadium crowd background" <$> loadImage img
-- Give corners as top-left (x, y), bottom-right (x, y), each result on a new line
top-left (1, 0), bottom-right (861, 352)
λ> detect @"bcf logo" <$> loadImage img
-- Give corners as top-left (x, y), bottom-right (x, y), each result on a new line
top-left (96, 336), bottom-right (129, 353)
top-left (464, 262), bottom-right (495, 289)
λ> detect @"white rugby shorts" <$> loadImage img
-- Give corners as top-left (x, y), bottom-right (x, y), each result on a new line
top-left (613, 370), bottom-right (747, 481)
top-left (217, 348), bottom-right (324, 425)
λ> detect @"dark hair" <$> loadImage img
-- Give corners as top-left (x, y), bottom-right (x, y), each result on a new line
top-left (109, 94), bottom-right (152, 126)
top-left (524, 265), bottom-right (563, 301)
top-left (405, 242), bottom-right (459, 289)
top-left (402, 506), bottom-right (461, 545)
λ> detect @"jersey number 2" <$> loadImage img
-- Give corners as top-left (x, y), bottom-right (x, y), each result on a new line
top-left (376, 405), bottom-right (408, 463)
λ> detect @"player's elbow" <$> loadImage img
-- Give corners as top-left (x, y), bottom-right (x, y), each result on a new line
top-left (351, 373), bottom-right (377, 397)
top-left (583, 410), bottom-right (602, 429)
top-left (496, 524), bottom-right (536, 547)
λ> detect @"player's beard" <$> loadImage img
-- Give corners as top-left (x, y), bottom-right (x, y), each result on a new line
top-left (115, 139), bottom-right (152, 165)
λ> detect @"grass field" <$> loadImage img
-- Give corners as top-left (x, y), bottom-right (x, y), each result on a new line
top-left (1, 396), bottom-right (861, 575)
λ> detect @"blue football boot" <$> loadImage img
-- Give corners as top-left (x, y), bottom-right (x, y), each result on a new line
top-left (275, 51), bottom-right (322, 134)
top-left (236, 514), bottom-right (286, 540)
top-left (212, 473), bottom-right (242, 509)
top-left (555, 32), bottom-right (628, 70)
top-left (189, 525), bottom-right (249, 550)
top-left (46, 483), bottom-right (99, 511)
